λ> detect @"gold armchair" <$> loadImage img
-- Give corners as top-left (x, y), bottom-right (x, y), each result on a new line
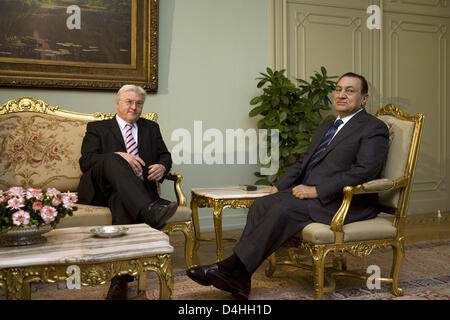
top-left (265, 104), bottom-right (424, 299)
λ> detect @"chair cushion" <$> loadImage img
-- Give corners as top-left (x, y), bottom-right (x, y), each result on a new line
top-left (57, 204), bottom-right (112, 229)
top-left (377, 115), bottom-right (415, 209)
top-left (57, 204), bottom-right (192, 229)
top-left (302, 216), bottom-right (397, 244)
top-left (167, 206), bottom-right (192, 223)
top-left (0, 112), bottom-right (88, 191)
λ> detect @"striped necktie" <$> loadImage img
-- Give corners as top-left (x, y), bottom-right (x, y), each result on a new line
top-left (302, 119), bottom-right (344, 184)
top-left (124, 123), bottom-right (143, 180)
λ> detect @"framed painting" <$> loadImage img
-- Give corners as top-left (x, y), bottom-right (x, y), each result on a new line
top-left (0, 0), bottom-right (159, 92)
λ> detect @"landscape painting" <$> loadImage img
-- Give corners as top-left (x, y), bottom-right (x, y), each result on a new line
top-left (0, 0), bottom-right (132, 64)
top-left (0, 0), bottom-right (159, 91)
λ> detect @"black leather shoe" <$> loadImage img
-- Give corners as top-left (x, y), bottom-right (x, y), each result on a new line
top-left (145, 199), bottom-right (178, 230)
top-left (105, 277), bottom-right (128, 300)
top-left (186, 264), bottom-right (218, 286)
top-left (206, 268), bottom-right (251, 300)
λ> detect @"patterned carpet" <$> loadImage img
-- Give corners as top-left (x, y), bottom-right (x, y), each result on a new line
top-left (1, 239), bottom-right (448, 300)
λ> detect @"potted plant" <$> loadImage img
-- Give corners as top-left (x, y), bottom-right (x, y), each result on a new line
top-left (249, 67), bottom-right (337, 185)
top-left (0, 187), bottom-right (78, 246)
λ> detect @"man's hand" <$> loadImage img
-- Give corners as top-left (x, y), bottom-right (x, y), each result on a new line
top-left (269, 186), bottom-right (279, 194)
top-left (292, 184), bottom-right (318, 199)
top-left (115, 152), bottom-right (146, 176)
top-left (147, 164), bottom-right (166, 181)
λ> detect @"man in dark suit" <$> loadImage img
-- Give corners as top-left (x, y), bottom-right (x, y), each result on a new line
top-left (187, 72), bottom-right (390, 300)
top-left (78, 84), bottom-right (178, 299)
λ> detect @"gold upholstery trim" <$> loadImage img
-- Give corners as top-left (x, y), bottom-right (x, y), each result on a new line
top-left (0, 97), bottom-right (157, 122)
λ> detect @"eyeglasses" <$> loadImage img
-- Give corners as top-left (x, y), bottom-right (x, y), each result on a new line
top-left (121, 99), bottom-right (144, 107)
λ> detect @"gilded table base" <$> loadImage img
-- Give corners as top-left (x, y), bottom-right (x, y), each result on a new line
top-left (191, 193), bottom-right (257, 262)
top-left (0, 253), bottom-right (173, 300)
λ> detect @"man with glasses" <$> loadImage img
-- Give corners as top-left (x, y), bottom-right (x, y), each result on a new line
top-left (187, 72), bottom-right (390, 300)
top-left (78, 84), bottom-right (177, 299)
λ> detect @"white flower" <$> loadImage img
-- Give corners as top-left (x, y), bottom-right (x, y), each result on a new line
top-left (61, 196), bottom-right (75, 210)
top-left (45, 188), bottom-right (61, 198)
top-left (63, 191), bottom-right (78, 203)
top-left (40, 206), bottom-right (58, 224)
top-left (26, 188), bottom-right (44, 200)
top-left (12, 210), bottom-right (31, 226)
top-left (7, 187), bottom-right (25, 198)
top-left (6, 197), bottom-right (25, 210)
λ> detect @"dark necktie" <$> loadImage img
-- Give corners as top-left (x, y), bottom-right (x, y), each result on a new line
top-left (302, 119), bottom-right (344, 184)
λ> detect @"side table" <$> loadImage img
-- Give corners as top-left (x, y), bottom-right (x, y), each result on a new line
top-left (0, 224), bottom-right (173, 300)
top-left (191, 186), bottom-right (271, 262)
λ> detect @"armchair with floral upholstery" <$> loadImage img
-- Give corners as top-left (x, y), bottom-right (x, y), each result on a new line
top-left (0, 97), bottom-right (194, 268)
top-left (265, 104), bottom-right (424, 299)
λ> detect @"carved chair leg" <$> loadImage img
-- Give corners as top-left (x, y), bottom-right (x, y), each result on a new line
top-left (265, 252), bottom-right (277, 277)
top-left (311, 246), bottom-right (327, 300)
top-left (390, 240), bottom-right (404, 296)
top-left (162, 222), bottom-right (196, 269)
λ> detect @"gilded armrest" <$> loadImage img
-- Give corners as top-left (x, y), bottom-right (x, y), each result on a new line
top-left (164, 171), bottom-right (188, 207)
top-left (329, 176), bottom-right (409, 242)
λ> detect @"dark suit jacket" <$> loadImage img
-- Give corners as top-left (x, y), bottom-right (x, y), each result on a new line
top-left (78, 116), bottom-right (172, 205)
top-left (274, 109), bottom-right (389, 225)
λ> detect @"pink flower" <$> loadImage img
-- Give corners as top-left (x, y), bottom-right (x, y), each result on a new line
top-left (32, 201), bottom-right (43, 211)
top-left (7, 187), bottom-right (25, 197)
top-left (26, 188), bottom-right (44, 200)
top-left (62, 196), bottom-right (75, 210)
top-left (12, 210), bottom-right (31, 226)
top-left (0, 195), bottom-right (5, 203)
top-left (63, 191), bottom-right (78, 203)
top-left (52, 197), bottom-right (62, 206)
top-left (45, 188), bottom-right (61, 198)
top-left (40, 206), bottom-right (58, 224)
top-left (7, 197), bottom-right (25, 210)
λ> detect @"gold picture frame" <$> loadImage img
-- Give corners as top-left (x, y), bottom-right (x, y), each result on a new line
top-left (0, 0), bottom-right (158, 92)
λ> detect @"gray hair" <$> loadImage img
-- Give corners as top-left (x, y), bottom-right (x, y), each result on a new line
top-left (116, 84), bottom-right (146, 102)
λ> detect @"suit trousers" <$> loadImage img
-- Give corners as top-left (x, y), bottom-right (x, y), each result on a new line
top-left (233, 189), bottom-right (313, 274)
top-left (89, 154), bottom-right (158, 225)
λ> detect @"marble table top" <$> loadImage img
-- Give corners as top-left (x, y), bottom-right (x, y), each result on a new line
top-left (191, 185), bottom-right (271, 199)
top-left (0, 224), bottom-right (173, 268)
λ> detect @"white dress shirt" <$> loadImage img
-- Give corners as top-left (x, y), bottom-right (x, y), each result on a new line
top-left (116, 116), bottom-right (138, 146)
top-left (331, 107), bottom-right (364, 140)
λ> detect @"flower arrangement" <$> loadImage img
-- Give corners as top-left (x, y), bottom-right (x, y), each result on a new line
top-left (0, 187), bottom-right (78, 235)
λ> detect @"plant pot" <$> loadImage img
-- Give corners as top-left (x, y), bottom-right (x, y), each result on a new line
top-left (0, 224), bottom-right (52, 247)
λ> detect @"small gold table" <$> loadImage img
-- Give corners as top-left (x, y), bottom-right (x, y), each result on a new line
top-left (191, 186), bottom-right (271, 262)
top-left (0, 224), bottom-right (173, 300)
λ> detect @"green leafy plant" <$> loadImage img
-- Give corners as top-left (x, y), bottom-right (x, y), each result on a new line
top-left (249, 67), bottom-right (337, 185)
